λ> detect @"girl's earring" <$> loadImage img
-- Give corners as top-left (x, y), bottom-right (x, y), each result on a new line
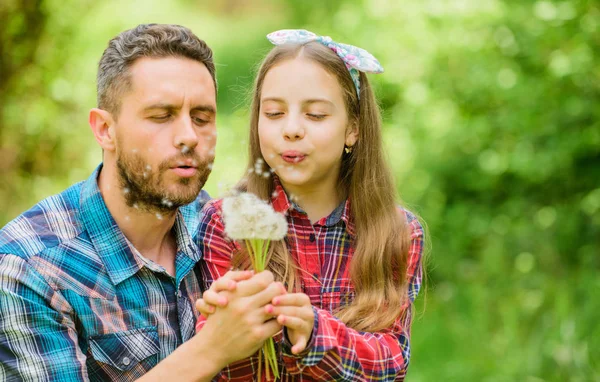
top-left (344, 145), bottom-right (353, 154)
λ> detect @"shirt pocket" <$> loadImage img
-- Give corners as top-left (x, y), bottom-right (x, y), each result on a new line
top-left (320, 280), bottom-right (355, 312)
top-left (88, 327), bottom-right (160, 371)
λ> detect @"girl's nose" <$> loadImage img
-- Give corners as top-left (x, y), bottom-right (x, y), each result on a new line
top-left (282, 113), bottom-right (305, 141)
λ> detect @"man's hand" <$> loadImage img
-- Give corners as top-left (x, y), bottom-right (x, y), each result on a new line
top-left (194, 270), bottom-right (286, 366)
top-left (195, 270), bottom-right (254, 317)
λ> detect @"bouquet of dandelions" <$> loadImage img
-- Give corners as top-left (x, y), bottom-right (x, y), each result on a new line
top-left (222, 192), bottom-right (288, 380)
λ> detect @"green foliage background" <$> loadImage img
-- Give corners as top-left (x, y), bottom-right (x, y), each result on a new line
top-left (1, 0), bottom-right (598, 380)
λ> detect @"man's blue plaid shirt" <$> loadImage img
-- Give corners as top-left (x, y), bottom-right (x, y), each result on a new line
top-left (0, 165), bottom-right (209, 381)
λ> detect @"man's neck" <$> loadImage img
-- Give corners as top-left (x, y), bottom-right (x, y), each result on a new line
top-left (97, 165), bottom-right (178, 276)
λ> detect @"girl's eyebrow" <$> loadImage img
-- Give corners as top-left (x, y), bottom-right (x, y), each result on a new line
top-left (261, 97), bottom-right (334, 107)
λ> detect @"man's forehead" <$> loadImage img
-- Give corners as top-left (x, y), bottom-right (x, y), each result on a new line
top-left (126, 57), bottom-right (216, 108)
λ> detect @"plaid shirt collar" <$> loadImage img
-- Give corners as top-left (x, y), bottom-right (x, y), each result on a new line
top-left (79, 165), bottom-right (200, 285)
top-left (270, 176), bottom-right (355, 237)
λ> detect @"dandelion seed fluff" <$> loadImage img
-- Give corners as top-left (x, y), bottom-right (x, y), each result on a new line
top-left (222, 193), bottom-right (288, 240)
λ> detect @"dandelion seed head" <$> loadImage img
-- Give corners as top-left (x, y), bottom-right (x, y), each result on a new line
top-left (155, 213), bottom-right (163, 220)
top-left (221, 192), bottom-right (288, 240)
top-left (123, 187), bottom-right (130, 194)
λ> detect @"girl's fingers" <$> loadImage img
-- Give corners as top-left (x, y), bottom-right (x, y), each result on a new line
top-left (277, 314), bottom-right (308, 332)
top-left (195, 298), bottom-right (216, 316)
top-left (277, 315), bottom-right (310, 354)
top-left (272, 293), bottom-right (310, 307)
top-left (266, 305), bottom-right (313, 321)
top-left (291, 336), bottom-right (308, 355)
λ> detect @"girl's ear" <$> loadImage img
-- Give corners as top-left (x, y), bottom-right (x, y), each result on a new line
top-left (89, 108), bottom-right (117, 151)
top-left (345, 120), bottom-right (359, 147)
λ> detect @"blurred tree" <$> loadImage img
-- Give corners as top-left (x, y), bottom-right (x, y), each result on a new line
top-left (0, 0), bottom-right (46, 179)
top-left (0, 0), bottom-right (94, 222)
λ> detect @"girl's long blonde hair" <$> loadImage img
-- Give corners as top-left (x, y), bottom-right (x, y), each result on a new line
top-left (236, 42), bottom-right (412, 332)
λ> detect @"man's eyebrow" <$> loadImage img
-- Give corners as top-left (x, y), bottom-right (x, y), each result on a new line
top-left (191, 105), bottom-right (216, 114)
top-left (142, 103), bottom-right (177, 112)
top-left (142, 104), bottom-right (216, 114)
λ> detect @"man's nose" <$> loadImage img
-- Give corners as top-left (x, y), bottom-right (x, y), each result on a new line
top-left (173, 115), bottom-right (199, 151)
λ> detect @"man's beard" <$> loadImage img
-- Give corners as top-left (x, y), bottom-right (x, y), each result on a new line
top-left (116, 150), bottom-right (212, 215)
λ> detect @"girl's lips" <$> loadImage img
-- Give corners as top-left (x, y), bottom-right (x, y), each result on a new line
top-left (281, 151), bottom-right (306, 164)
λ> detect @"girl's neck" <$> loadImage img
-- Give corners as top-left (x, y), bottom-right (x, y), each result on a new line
top-left (280, 177), bottom-right (345, 224)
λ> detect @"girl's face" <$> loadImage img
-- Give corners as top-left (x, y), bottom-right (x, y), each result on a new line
top-left (258, 57), bottom-right (358, 193)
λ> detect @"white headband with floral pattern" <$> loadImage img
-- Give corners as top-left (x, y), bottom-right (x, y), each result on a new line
top-left (267, 29), bottom-right (384, 98)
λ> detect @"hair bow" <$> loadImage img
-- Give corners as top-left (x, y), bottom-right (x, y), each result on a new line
top-left (266, 29), bottom-right (384, 98)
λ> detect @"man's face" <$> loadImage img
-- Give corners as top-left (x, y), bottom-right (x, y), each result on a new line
top-left (112, 56), bottom-right (217, 214)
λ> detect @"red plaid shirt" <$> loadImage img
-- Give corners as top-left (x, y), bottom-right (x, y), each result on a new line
top-left (196, 183), bottom-right (424, 381)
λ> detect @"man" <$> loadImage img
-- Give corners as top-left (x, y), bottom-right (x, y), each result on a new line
top-left (0, 24), bottom-right (282, 381)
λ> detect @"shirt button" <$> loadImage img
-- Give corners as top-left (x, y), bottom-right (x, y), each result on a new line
top-left (122, 357), bottom-right (131, 366)
top-left (309, 233), bottom-right (315, 242)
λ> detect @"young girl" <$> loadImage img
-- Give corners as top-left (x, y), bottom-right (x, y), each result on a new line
top-left (196, 29), bottom-right (424, 381)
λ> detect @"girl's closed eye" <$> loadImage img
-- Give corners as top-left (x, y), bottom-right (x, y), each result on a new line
top-left (265, 111), bottom-right (285, 119)
top-left (306, 113), bottom-right (327, 121)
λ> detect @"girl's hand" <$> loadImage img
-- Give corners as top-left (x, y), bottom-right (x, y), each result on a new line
top-left (195, 270), bottom-right (254, 317)
top-left (267, 293), bottom-right (315, 354)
